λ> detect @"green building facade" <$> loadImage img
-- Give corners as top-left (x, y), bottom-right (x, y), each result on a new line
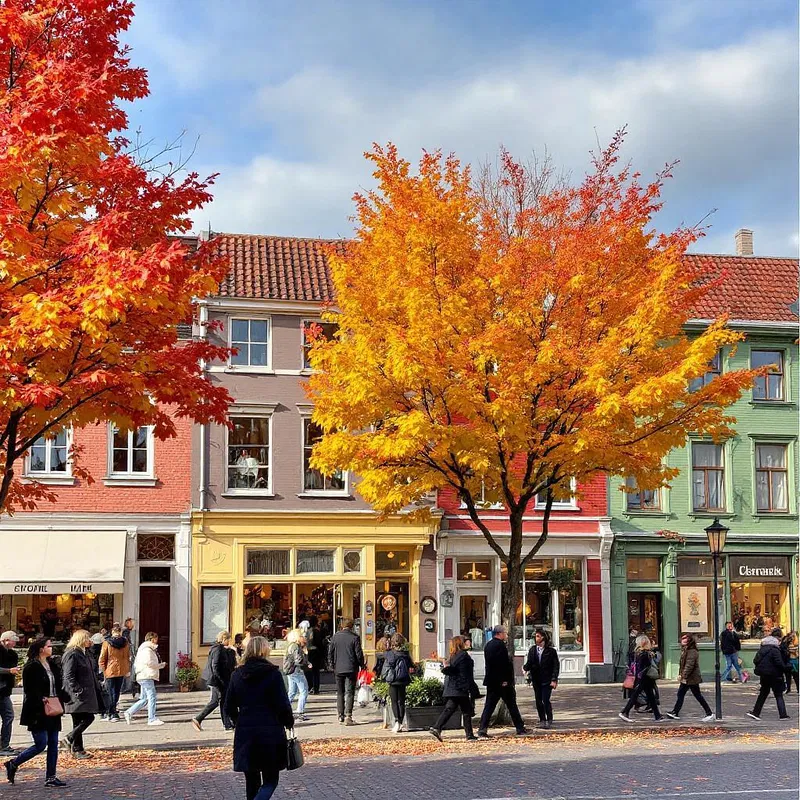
top-left (610, 312), bottom-right (799, 680)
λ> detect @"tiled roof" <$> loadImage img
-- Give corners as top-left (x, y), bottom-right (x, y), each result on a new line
top-left (211, 233), bottom-right (344, 302)
top-left (210, 233), bottom-right (798, 322)
top-left (687, 254), bottom-right (798, 323)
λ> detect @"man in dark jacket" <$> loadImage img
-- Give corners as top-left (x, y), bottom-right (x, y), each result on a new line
top-left (523, 628), bottom-right (561, 728)
top-left (192, 631), bottom-right (236, 732)
top-left (0, 631), bottom-right (21, 757)
top-left (720, 621), bottom-right (745, 683)
top-left (747, 628), bottom-right (790, 721)
top-left (477, 625), bottom-right (527, 737)
top-left (327, 618), bottom-right (365, 725)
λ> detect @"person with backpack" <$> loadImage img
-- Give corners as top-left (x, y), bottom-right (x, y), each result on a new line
top-left (780, 631), bottom-right (798, 694)
top-left (747, 627), bottom-right (790, 721)
top-left (664, 634), bottom-right (714, 722)
top-left (381, 633), bottom-right (414, 733)
top-left (283, 629), bottom-right (310, 722)
top-left (618, 634), bottom-right (664, 722)
top-left (192, 631), bottom-right (236, 732)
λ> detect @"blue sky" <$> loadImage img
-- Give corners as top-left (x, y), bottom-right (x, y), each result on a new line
top-left (124, 0), bottom-right (798, 256)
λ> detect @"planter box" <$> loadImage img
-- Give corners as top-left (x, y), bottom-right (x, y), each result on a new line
top-left (404, 705), bottom-right (464, 732)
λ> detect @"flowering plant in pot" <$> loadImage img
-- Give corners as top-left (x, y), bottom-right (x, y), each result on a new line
top-left (175, 651), bottom-right (200, 691)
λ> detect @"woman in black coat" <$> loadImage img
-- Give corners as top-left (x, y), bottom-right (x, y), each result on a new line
top-left (619, 635), bottom-right (663, 722)
top-left (523, 628), bottom-right (560, 728)
top-left (4, 638), bottom-right (68, 788)
top-left (429, 636), bottom-right (477, 741)
top-left (382, 633), bottom-right (414, 732)
top-left (225, 636), bottom-right (294, 800)
top-left (61, 629), bottom-right (104, 757)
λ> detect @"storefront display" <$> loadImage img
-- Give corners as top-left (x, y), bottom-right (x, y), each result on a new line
top-left (729, 556), bottom-right (791, 643)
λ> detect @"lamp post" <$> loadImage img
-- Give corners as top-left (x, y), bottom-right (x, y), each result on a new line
top-left (705, 517), bottom-right (729, 721)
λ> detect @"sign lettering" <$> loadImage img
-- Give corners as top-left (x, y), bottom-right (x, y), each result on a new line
top-left (729, 556), bottom-right (790, 583)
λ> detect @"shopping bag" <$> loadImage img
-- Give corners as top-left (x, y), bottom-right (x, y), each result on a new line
top-left (357, 667), bottom-right (373, 686)
top-left (286, 730), bottom-right (304, 771)
top-left (357, 684), bottom-right (373, 707)
top-left (622, 670), bottom-right (636, 690)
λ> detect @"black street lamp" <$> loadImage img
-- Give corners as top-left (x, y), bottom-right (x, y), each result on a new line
top-left (705, 517), bottom-right (729, 721)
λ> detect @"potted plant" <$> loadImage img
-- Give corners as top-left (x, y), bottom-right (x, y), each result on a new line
top-left (401, 677), bottom-right (462, 732)
top-left (175, 651), bottom-right (200, 692)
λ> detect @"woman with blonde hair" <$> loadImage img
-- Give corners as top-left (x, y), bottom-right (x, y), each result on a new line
top-left (193, 630), bottom-right (236, 732)
top-left (61, 629), bottom-right (104, 758)
top-left (619, 634), bottom-right (664, 722)
top-left (428, 635), bottom-right (477, 741)
top-left (282, 629), bottom-right (310, 721)
top-left (225, 636), bottom-right (294, 800)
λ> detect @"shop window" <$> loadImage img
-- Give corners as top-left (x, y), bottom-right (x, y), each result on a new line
top-left (201, 586), bottom-right (231, 646)
top-left (246, 550), bottom-right (290, 576)
top-left (296, 549), bottom-right (335, 574)
top-left (230, 318), bottom-right (269, 368)
top-left (689, 349), bottom-right (722, 392)
top-left (730, 581), bottom-right (790, 644)
top-left (625, 477), bottom-right (661, 511)
top-left (691, 443), bottom-right (725, 511)
top-left (244, 583), bottom-right (293, 649)
top-left (523, 559), bottom-right (553, 580)
top-left (755, 444), bottom-right (788, 512)
top-left (626, 557), bottom-right (661, 582)
top-left (227, 417), bottom-right (270, 491)
top-left (137, 534), bottom-right (175, 562)
top-left (139, 566), bottom-right (170, 583)
top-left (27, 430), bottom-right (69, 475)
top-left (110, 425), bottom-right (152, 476)
top-left (460, 595), bottom-right (488, 650)
top-left (376, 581), bottom-right (409, 640)
top-left (751, 350), bottom-right (784, 401)
top-left (677, 557), bottom-right (725, 578)
top-left (343, 549), bottom-right (363, 574)
top-left (457, 561), bottom-right (492, 581)
top-left (302, 319), bottom-right (338, 369)
top-left (303, 419), bottom-right (345, 492)
top-left (678, 583), bottom-right (714, 643)
top-left (376, 549), bottom-right (412, 571)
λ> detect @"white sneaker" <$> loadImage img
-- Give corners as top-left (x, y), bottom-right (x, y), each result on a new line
top-left (701, 714), bottom-right (715, 722)
top-left (123, 711), bottom-right (132, 725)
top-left (147, 718), bottom-right (165, 726)
top-left (618, 713), bottom-right (634, 723)
top-left (392, 721), bottom-right (401, 733)
top-left (746, 712), bottom-right (761, 721)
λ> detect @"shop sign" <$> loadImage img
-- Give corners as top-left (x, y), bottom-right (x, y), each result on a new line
top-left (0, 582), bottom-right (124, 594)
top-left (729, 556), bottom-right (790, 582)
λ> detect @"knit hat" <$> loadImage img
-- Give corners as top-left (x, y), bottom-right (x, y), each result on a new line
top-left (90, 633), bottom-right (105, 645)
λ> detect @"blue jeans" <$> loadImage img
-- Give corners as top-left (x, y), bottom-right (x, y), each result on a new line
top-left (0, 695), bottom-right (14, 749)
top-left (287, 671), bottom-right (308, 714)
top-left (105, 676), bottom-right (125, 717)
top-left (721, 652), bottom-right (744, 682)
top-left (12, 728), bottom-right (59, 779)
top-left (245, 769), bottom-right (279, 800)
top-left (127, 679), bottom-right (157, 721)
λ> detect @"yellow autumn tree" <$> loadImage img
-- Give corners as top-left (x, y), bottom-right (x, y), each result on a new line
top-left (307, 133), bottom-right (754, 634)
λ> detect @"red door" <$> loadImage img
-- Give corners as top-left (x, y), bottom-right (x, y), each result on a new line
top-left (139, 585), bottom-right (171, 682)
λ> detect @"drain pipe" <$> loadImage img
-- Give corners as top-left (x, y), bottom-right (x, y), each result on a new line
top-left (198, 300), bottom-right (209, 512)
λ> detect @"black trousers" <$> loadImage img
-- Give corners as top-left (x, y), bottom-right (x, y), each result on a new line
top-left (244, 768), bottom-right (279, 800)
top-left (533, 682), bottom-right (554, 722)
top-left (308, 660), bottom-right (322, 694)
top-left (335, 671), bottom-right (358, 720)
top-left (622, 678), bottom-right (661, 719)
top-left (753, 676), bottom-right (788, 718)
top-left (196, 685), bottom-right (232, 728)
top-left (66, 712), bottom-right (95, 752)
top-left (433, 697), bottom-right (474, 736)
top-left (671, 683), bottom-right (712, 715)
top-left (478, 684), bottom-right (525, 733)
top-left (389, 684), bottom-right (407, 725)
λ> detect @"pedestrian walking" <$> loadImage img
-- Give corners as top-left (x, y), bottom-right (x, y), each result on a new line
top-left (61, 629), bottom-right (104, 758)
top-left (99, 624), bottom-right (131, 722)
top-left (477, 625), bottom-right (527, 737)
top-left (123, 631), bottom-right (167, 726)
top-left (327, 618), bottom-right (365, 726)
top-left (523, 628), bottom-right (560, 729)
top-left (3, 638), bottom-right (68, 788)
top-left (428, 635), bottom-right (477, 741)
top-left (780, 631), bottom-right (798, 693)
top-left (283, 629), bottom-right (310, 722)
top-left (373, 634), bottom-right (390, 680)
top-left (720, 621), bottom-right (746, 683)
top-left (302, 618), bottom-right (324, 695)
top-left (121, 618), bottom-right (138, 699)
top-left (0, 631), bottom-right (21, 758)
top-left (664, 634), bottom-right (714, 721)
top-left (619, 634), bottom-right (664, 722)
top-left (193, 631), bottom-right (236, 732)
top-left (747, 628), bottom-right (790, 721)
top-left (89, 633), bottom-right (111, 721)
top-left (224, 635), bottom-right (294, 800)
top-left (382, 633), bottom-right (414, 733)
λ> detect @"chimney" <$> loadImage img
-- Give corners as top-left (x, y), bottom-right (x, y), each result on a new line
top-left (735, 228), bottom-right (754, 256)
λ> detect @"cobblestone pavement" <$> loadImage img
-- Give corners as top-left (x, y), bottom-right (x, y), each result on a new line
top-left (2, 729), bottom-right (797, 799)
top-left (8, 680), bottom-right (797, 752)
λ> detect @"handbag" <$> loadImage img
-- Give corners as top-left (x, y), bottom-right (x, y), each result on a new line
top-left (43, 696), bottom-right (64, 717)
top-left (622, 670), bottom-right (636, 690)
top-left (645, 664), bottom-right (660, 680)
top-left (286, 729), bottom-right (304, 771)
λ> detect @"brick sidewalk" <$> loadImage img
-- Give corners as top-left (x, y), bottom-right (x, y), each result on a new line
top-left (7, 679), bottom-right (795, 753)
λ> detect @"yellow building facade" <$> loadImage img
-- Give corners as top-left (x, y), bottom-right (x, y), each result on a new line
top-left (191, 510), bottom-right (437, 667)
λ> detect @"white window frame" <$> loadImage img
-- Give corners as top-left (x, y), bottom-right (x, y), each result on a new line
top-left (624, 476), bottom-right (662, 513)
top-left (224, 409), bottom-right (276, 496)
top-left (227, 316), bottom-right (272, 372)
top-left (748, 434), bottom-right (796, 517)
top-left (301, 318), bottom-right (338, 371)
top-left (535, 477), bottom-right (579, 510)
top-left (297, 405), bottom-right (350, 497)
top-left (459, 480), bottom-right (504, 510)
top-left (105, 424), bottom-right (156, 485)
top-left (24, 428), bottom-right (74, 484)
top-left (689, 441), bottom-right (728, 515)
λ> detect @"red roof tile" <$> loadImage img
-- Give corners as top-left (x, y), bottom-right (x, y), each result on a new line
top-left (211, 233), bottom-right (344, 303)
top-left (687, 254), bottom-right (798, 323)
top-left (210, 233), bottom-right (798, 323)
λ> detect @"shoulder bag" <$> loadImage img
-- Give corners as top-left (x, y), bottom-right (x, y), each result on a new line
top-left (43, 696), bottom-right (64, 717)
top-left (622, 669), bottom-right (636, 690)
top-left (286, 729), bottom-right (304, 770)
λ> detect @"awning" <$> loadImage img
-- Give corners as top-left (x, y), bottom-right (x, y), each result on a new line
top-left (0, 530), bottom-right (127, 594)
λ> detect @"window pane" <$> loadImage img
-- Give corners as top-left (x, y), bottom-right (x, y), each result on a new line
top-left (201, 587), bottom-right (230, 645)
top-left (343, 549), bottom-right (362, 574)
top-left (250, 319), bottom-right (268, 343)
top-left (756, 471), bottom-right (770, 511)
top-left (523, 559), bottom-right (554, 580)
top-left (113, 448), bottom-right (128, 473)
top-left (559, 589), bottom-right (583, 651)
top-left (692, 443), bottom-right (722, 467)
top-left (757, 445), bottom-right (786, 468)
top-left (457, 561), bottom-right (492, 581)
top-left (771, 473), bottom-right (788, 511)
top-left (731, 582), bottom-right (790, 644)
top-left (751, 350), bottom-right (781, 370)
top-left (246, 550), bottom-right (290, 576)
top-left (677, 557), bottom-right (724, 578)
top-left (558, 558), bottom-right (583, 581)
top-left (707, 470), bottom-right (724, 509)
top-left (133, 427), bottom-right (148, 448)
top-left (113, 428), bottom-right (128, 449)
top-left (230, 346), bottom-right (249, 366)
top-left (626, 557), bottom-right (661, 582)
top-left (523, 581), bottom-right (552, 647)
top-left (228, 418), bottom-right (270, 490)
top-left (30, 444), bottom-right (46, 472)
top-left (296, 549), bottom-right (335, 574)
top-left (376, 549), bottom-right (412, 571)
top-left (768, 374), bottom-right (783, 400)
top-left (752, 375), bottom-right (766, 400)
top-left (231, 319), bottom-right (249, 342)
top-left (132, 448), bottom-right (148, 472)
top-left (249, 343), bottom-right (268, 366)
top-left (679, 583), bottom-right (713, 642)
top-left (51, 446), bottom-right (67, 472)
